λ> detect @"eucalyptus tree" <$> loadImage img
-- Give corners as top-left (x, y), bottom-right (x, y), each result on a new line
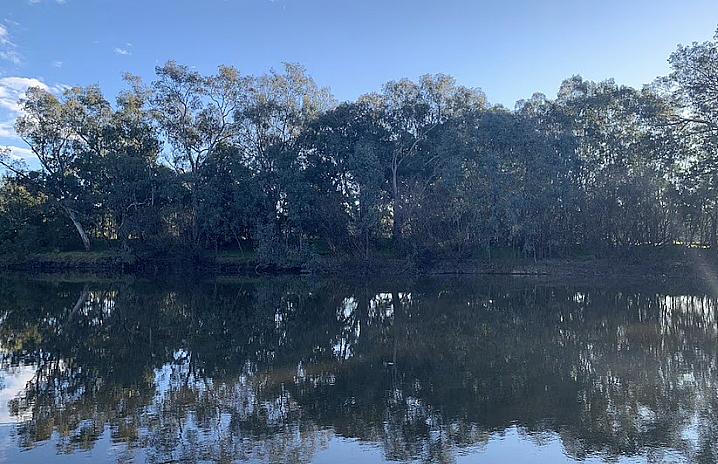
top-left (0, 85), bottom-right (117, 250)
top-left (234, 63), bottom-right (334, 259)
top-left (401, 98), bottom-right (486, 258)
top-left (667, 28), bottom-right (718, 133)
top-left (195, 143), bottom-right (260, 251)
top-left (150, 61), bottom-right (250, 246)
top-left (95, 76), bottom-right (162, 249)
top-left (663, 28), bottom-right (718, 247)
top-left (365, 75), bottom-right (486, 241)
top-left (0, 176), bottom-right (48, 252)
top-left (515, 92), bottom-right (580, 256)
top-left (1, 82), bottom-right (165, 252)
top-left (300, 100), bottom-right (390, 254)
top-left (551, 77), bottom-right (676, 252)
top-left (438, 103), bottom-right (575, 260)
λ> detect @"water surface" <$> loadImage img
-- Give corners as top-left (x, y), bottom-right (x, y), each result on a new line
top-left (0, 275), bottom-right (716, 463)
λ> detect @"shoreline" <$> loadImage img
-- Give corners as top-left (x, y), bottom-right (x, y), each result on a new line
top-left (0, 249), bottom-right (715, 283)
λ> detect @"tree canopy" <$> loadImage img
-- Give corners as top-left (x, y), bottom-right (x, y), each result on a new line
top-left (2, 28), bottom-right (718, 266)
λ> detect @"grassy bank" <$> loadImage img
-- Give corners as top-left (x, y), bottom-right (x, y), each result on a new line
top-left (1, 246), bottom-right (716, 281)
top-left (0, 251), bottom-right (139, 272)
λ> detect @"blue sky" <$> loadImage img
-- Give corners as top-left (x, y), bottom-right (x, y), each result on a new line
top-left (1, 0), bottom-right (717, 163)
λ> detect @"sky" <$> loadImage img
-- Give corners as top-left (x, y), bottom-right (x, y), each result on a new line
top-left (1, 0), bottom-right (717, 164)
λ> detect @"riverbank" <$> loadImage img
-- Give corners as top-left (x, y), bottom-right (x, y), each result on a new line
top-left (0, 246), bottom-right (715, 282)
top-left (0, 251), bottom-right (140, 273)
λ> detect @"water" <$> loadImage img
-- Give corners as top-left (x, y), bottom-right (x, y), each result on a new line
top-left (0, 274), bottom-right (716, 463)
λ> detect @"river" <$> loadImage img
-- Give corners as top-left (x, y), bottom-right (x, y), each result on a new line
top-left (0, 274), bottom-right (716, 463)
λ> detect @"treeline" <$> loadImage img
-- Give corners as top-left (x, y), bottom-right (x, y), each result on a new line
top-left (1, 30), bottom-right (717, 265)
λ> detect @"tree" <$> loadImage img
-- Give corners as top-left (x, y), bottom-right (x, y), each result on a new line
top-left (151, 61), bottom-right (249, 246)
top-left (195, 143), bottom-right (260, 252)
top-left (2, 83), bottom-right (166, 253)
top-left (2, 86), bottom-right (112, 250)
top-left (667, 28), bottom-right (718, 134)
top-left (234, 63), bottom-right (334, 259)
top-left (550, 77), bottom-right (677, 252)
top-left (366, 75), bottom-right (486, 241)
top-left (514, 93), bottom-right (580, 257)
top-left (92, 76), bottom-right (162, 249)
top-left (300, 100), bottom-right (389, 254)
top-left (664, 28), bottom-right (718, 248)
top-left (0, 176), bottom-right (46, 253)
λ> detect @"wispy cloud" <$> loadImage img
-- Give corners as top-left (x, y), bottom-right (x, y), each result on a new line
top-left (0, 25), bottom-right (10, 45)
top-left (0, 24), bottom-right (21, 65)
top-left (4, 145), bottom-right (34, 162)
top-left (114, 47), bottom-right (131, 56)
top-left (0, 120), bottom-right (16, 139)
top-left (0, 77), bottom-right (41, 163)
top-left (52, 60), bottom-right (63, 68)
top-left (53, 83), bottom-right (71, 93)
top-left (0, 51), bottom-right (20, 65)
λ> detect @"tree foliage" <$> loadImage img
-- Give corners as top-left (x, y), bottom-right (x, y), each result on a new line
top-left (2, 28), bottom-right (718, 264)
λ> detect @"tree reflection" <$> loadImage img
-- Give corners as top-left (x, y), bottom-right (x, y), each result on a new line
top-left (0, 276), bottom-right (717, 463)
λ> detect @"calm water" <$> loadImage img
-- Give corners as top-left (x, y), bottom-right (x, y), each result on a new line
top-left (0, 274), bottom-right (716, 463)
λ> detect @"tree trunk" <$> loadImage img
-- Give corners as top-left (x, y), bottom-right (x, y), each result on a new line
top-left (392, 204), bottom-right (403, 239)
top-left (391, 160), bottom-right (402, 239)
top-left (191, 186), bottom-right (200, 247)
top-left (63, 205), bottom-right (92, 251)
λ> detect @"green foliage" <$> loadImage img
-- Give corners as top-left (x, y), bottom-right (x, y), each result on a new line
top-left (0, 179), bottom-right (45, 254)
top-left (3, 28), bottom-right (718, 265)
top-left (195, 144), bottom-right (260, 251)
top-left (0, 178), bottom-right (86, 253)
top-left (663, 29), bottom-right (718, 248)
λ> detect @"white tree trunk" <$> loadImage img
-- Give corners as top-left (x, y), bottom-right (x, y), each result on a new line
top-left (63, 205), bottom-right (92, 251)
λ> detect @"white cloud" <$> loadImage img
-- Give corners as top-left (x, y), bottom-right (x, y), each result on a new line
top-left (0, 77), bottom-right (49, 112)
top-left (0, 23), bottom-right (21, 65)
top-left (114, 47), bottom-right (131, 56)
top-left (52, 60), bottom-right (63, 68)
top-left (5, 145), bottom-right (34, 162)
top-left (0, 51), bottom-right (20, 65)
top-left (0, 77), bottom-right (64, 162)
top-left (0, 121), bottom-right (16, 139)
top-left (52, 83), bottom-right (71, 93)
top-left (0, 25), bottom-right (10, 46)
